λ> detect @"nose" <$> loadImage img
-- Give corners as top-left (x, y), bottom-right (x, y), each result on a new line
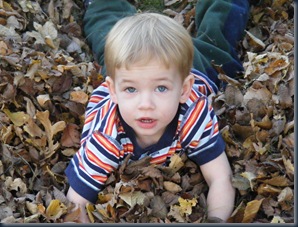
top-left (138, 92), bottom-right (155, 110)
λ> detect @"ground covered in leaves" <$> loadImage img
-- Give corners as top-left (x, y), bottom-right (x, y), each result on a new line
top-left (0, 0), bottom-right (294, 224)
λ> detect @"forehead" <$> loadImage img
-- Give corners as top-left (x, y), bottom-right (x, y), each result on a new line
top-left (114, 60), bottom-right (181, 82)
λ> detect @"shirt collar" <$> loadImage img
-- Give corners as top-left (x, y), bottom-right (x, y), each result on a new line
top-left (118, 108), bottom-right (179, 160)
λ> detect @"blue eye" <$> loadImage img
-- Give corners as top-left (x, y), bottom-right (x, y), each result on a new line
top-left (125, 87), bottom-right (136, 93)
top-left (156, 86), bottom-right (167, 92)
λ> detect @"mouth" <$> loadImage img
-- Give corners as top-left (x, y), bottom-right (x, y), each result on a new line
top-left (136, 118), bottom-right (157, 129)
top-left (140, 118), bottom-right (154, 123)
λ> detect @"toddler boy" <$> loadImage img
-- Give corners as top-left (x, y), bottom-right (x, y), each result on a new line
top-left (65, 0), bottom-right (249, 223)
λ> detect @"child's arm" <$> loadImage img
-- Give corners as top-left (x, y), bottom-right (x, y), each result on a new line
top-left (66, 186), bottom-right (91, 223)
top-left (200, 151), bottom-right (235, 222)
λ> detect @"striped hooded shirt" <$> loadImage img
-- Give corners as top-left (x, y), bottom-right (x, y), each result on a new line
top-left (65, 69), bottom-right (225, 203)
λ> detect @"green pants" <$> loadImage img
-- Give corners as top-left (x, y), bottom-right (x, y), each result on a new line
top-left (83, 0), bottom-right (249, 87)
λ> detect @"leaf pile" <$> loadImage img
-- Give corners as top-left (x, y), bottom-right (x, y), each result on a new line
top-left (76, 153), bottom-right (210, 223)
top-left (0, 0), bottom-right (294, 224)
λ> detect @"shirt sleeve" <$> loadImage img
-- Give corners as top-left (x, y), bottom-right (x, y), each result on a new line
top-left (86, 82), bottom-right (110, 113)
top-left (65, 131), bottom-right (122, 203)
top-left (191, 68), bottom-right (219, 96)
top-left (180, 96), bottom-right (225, 166)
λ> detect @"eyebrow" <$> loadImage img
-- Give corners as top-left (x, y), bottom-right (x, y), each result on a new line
top-left (119, 76), bottom-right (172, 83)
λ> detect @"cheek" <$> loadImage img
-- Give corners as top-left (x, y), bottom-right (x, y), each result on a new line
top-left (159, 98), bottom-right (180, 115)
top-left (116, 99), bottom-right (131, 116)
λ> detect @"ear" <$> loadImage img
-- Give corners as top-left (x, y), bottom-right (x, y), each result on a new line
top-left (106, 76), bottom-right (118, 104)
top-left (179, 74), bottom-right (194, 103)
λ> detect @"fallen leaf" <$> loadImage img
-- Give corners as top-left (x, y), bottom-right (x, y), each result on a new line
top-left (242, 199), bottom-right (264, 223)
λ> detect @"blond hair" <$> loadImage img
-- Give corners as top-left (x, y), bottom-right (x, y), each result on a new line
top-left (104, 12), bottom-right (194, 79)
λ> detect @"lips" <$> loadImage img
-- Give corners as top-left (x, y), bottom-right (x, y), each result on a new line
top-left (141, 119), bottom-right (153, 123)
top-left (137, 118), bottom-right (157, 129)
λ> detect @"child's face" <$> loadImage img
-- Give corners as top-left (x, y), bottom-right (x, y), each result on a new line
top-left (107, 59), bottom-right (194, 148)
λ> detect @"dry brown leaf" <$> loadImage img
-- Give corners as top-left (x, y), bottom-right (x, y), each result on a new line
top-left (118, 191), bottom-right (147, 207)
top-left (150, 195), bottom-right (168, 218)
top-left (168, 205), bottom-right (185, 222)
top-left (163, 181), bottom-right (182, 193)
top-left (60, 123), bottom-right (81, 147)
top-left (257, 183), bottom-right (282, 196)
top-left (23, 118), bottom-right (44, 138)
top-left (63, 206), bottom-right (81, 222)
top-left (70, 90), bottom-right (89, 104)
top-left (245, 30), bottom-right (266, 51)
top-left (261, 175), bottom-right (290, 187)
top-left (242, 199), bottom-right (264, 223)
top-left (240, 172), bottom-right (256, 191)
top-left (277, 187), bottom-right (293, 203)
top-left (224, 84), bottom-right (243, 106)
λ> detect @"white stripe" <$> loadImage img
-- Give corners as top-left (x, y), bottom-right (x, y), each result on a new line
top-left (72, 158), bottom-right (100, 190)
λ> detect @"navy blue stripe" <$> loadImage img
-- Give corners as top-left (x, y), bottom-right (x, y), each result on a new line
top-left (189, 135), bottom-right (225, 166)
top-left (89, 134), bottom-right (120, 164)
top-left (65, 157), bottom-right (103, 203)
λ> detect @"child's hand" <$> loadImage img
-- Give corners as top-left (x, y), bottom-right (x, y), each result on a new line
top-left (66, 186), bottom-right (92, 223)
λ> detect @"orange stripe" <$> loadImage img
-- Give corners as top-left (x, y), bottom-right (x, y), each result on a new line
top-left (205, 120), bottom-right (213, 130)
top-left (176, 141), bottom-right (181, 150)
top-left (93, 133), bottom-right (119, 157)
top-left (101, 82), bottom-right (108, 88)
top-left (189, 140), bottom-right (199, 147)
top-left (151, 155), bottom-right (167, 164)
top-left (168, 147), bottom-right (176, 155)
top-left (213, 122), bottom-right (219, 134)
top-left (105, 107), bottom-right (116, 135)
top-left (101, 102), bottom-right (109, 119)
top-left (150, 147), bottom-right (177, 165)
top-left (91, 175), bottom-right (107, 182)
top-left (124, 144), bottom-right (134, 153)
top-left (199, 86), bottom-right (206, 95)
top-left (89, 95), bottom-right (103, 103)
top-left (189, 90), bottom-right (198, 102)
top-left (182, 99), bottom-right (205, 140)
top-left (86, 148), bottom-right (114, 172)
top-left (85, 111), bottom-right (97, 124)
top-left (196, 74), bottom-right (213, 93)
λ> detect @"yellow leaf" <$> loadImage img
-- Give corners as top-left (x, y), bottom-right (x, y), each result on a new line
top-left (86, 203), bottom-right (95, 223)
top-left (271, 216), bottom-right (285, 223)
top-left (169, 153), bottom-right (184, 172)
top-left (178, 197), bottom-right (197, 216)
top-left (3, 109), bottom-right (30, 126)
top-left (45, 200), bottom-right (67, 220)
